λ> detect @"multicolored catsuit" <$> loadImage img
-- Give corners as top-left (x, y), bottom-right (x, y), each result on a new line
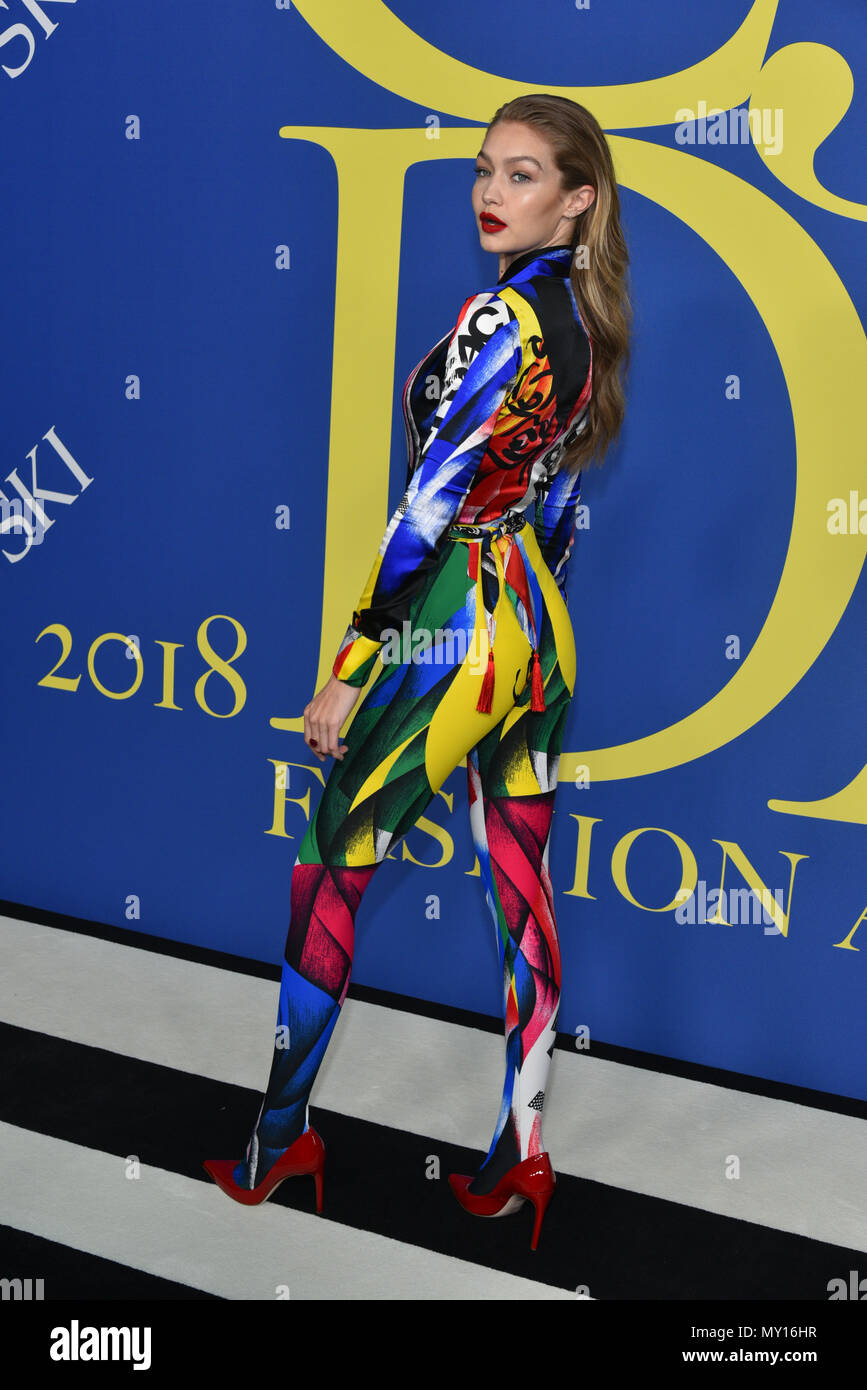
top-left (234, 242), bottom-right (593, 1195)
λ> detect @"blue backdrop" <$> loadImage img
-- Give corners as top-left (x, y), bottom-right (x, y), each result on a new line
top-left (2, 0), bottom-right (865, 1100)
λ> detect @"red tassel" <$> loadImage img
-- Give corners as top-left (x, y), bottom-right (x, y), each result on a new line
top-left (476, 647), bottom-right (495, 713)
top-left (530, 648), bottom-right (546, 711)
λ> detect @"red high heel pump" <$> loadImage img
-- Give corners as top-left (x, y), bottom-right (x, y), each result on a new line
top-left (203, 1126), bottom-right (325, 1212)
top-left (448, 1152), bottom-right (555, 1251)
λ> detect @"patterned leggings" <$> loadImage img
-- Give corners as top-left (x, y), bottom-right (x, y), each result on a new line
top-left (233, 520), bottom-right (576, 1195)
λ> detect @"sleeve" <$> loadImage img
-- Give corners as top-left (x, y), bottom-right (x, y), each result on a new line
top-left (332, 291), bottom-right (523, 685)
top-left (533, 461), bottom-right (584, 605)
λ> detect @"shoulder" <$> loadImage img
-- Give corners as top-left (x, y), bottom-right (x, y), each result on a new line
top-left (443, 288), bottom-right (521, 380)
top-left (450, 287), bottom-right (519, 343)
top-left (499, 275), bottom-right (592, 377)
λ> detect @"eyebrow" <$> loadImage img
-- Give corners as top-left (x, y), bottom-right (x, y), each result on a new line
top-left (476, 150), bottom-right (544, 170)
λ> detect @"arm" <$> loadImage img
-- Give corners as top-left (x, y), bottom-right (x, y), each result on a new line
top-left (533, 460), bottom-right (584, 605)
top-left (332, 290), bottom-right (522, 684)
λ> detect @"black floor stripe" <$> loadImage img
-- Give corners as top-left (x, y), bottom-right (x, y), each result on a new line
top-left (0, 1224), bottom-right (219, 1300)
top-left (0, 1019), bottom-right (861, 1299)
top-left (3, 897), bottom-right (866, 1120)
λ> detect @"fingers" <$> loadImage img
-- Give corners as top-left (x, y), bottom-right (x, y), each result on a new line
top-left (303, 702), bottom-right (326, 762)
top-left (304, 700), bottom-right (348, 761)
top-left (304, 676), bottom-right (361, 761)
top-left (319, 717), bottom-right (345, 759)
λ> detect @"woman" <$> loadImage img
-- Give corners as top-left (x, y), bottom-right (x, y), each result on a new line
top-left (205, 93), bottom-right (630, 1252)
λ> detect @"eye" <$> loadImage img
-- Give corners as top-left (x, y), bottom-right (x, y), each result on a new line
top-left (473, 166), bottom-right (532, 182)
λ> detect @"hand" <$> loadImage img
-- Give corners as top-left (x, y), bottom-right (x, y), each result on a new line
top-left (303, 674), bottom-right (361, 762)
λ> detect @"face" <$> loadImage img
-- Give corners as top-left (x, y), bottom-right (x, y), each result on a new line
top-left (472, 120), bottom-right (596, 274)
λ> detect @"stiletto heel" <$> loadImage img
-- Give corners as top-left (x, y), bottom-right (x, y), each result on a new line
top-left (528, 1184), bottom-right (553, 1251)
top-left (313, 1165), bottom-right (324, 1215)
top-left (203, 1125), bottom-right (325, 1211)
top-left (448, 1151), bottom-right (556, 1251)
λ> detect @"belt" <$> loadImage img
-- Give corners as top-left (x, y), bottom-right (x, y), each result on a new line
top-left (447, 511), bottom-right (546, 714)
top-left (447, 510), bottom-right (527, 541)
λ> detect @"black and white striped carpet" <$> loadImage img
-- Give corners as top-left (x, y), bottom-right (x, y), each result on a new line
top-left (1, 901), bottom-right (865, 1303)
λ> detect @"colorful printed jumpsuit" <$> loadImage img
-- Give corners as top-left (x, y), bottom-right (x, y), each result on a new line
top-left (234, 242), bottom-right (593, 1196)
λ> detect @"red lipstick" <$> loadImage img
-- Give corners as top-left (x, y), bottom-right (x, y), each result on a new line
top-left (480, 213), bottom-right (506, 233)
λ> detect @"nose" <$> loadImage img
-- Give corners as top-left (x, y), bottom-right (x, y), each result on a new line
top-left (480, 173), bottom-right (504, 205)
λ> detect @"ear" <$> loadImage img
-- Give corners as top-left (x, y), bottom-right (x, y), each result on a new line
top-left (567, 188), bottom-right (595, 217)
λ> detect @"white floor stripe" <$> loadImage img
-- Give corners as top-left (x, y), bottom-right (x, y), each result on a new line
top-left (2, 915), bottom-right (866, 1254)
top-left (0, 1123), bottom-right (576, 1300)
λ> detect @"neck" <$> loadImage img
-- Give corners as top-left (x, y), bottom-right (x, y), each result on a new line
top-left (497, 241), bottom-right (572, 280)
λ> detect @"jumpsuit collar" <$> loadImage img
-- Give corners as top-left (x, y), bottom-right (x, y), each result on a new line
top-left (496, 243), bottom-right (573, 286)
